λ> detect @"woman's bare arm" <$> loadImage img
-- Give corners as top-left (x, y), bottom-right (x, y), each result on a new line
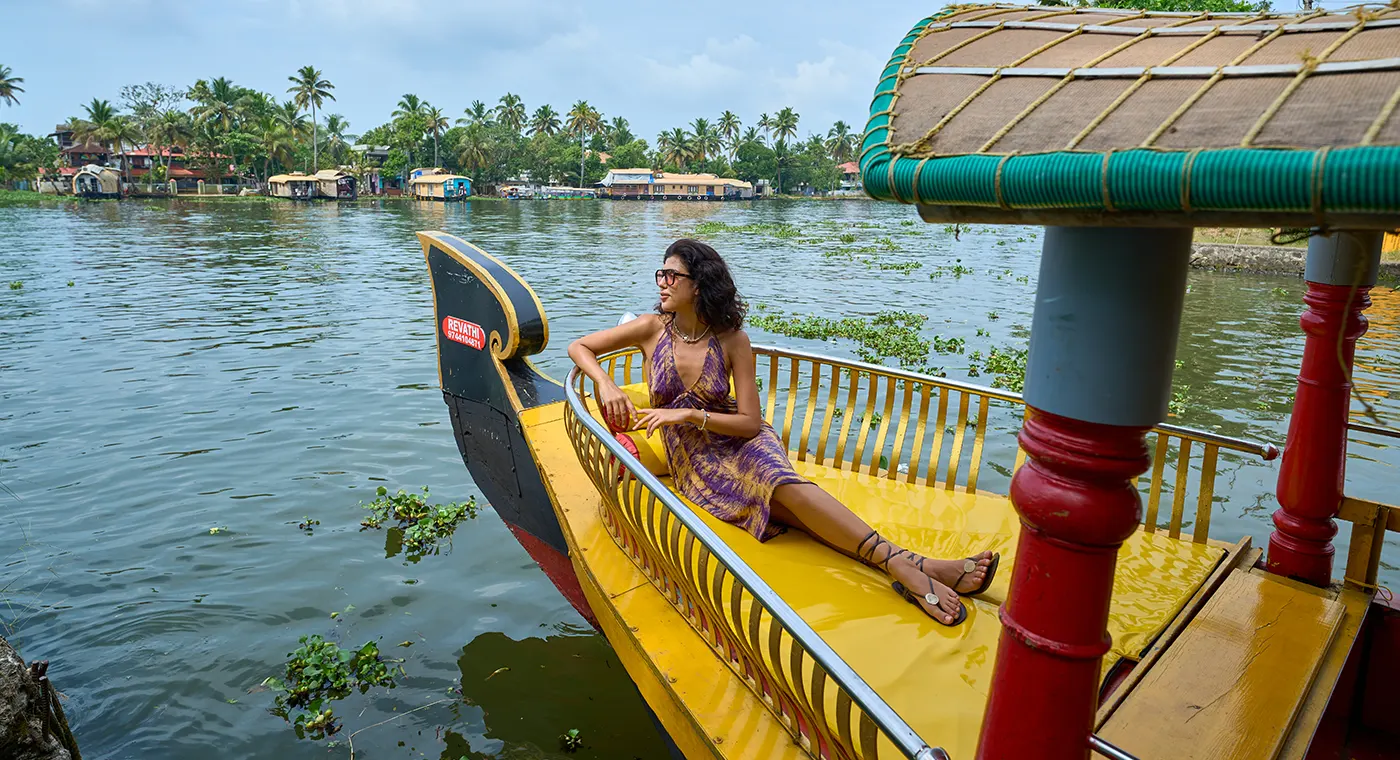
top-left (568, 315), bottom-right (661, 429)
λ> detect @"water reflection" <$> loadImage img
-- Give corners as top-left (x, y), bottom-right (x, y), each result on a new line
top-left (442, 631), bottom-right (669, 759)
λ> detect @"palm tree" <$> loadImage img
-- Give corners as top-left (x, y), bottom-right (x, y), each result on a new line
top-left (287, 66), bottom-right (335, 171)
top-left (529, 105), bottom-right (561, 137)
top-left (275, 100), bottom-right (311, 143)
top-left (607, 116), bottom-right (633, 148)
top-left (773, 107), bottom-right (799, 144)
top-left (740, 126), bottom-right (762, 146)
top-left (658, 128), bottom-right (693, 169)
top-left (190, 77), bottom-right (246, 132)
top-left (826, 120), bottom-right (856, 164)
top-left (757, 113), bottom-right (773, 144)
top-left (458, 100), bottom-right (493, 127)
top-left (456, 123), bottom-right (491, 183)
top-left (148, 109), bottom-right (193, 180)
top-left (566, 101), bottom-right (603, 185)
top-left (718, 111), bottom-right (741, 158)
top-left (106, 117), bottom-right (141, 183)
top-left (690, 118), bottom-right (719, 163)
top-left (426, 105), bottom-right (449, 167)
top-left (321, 114), bottom-right (354, 165)
top-left (392, 94), bottom-right (428, 172)
top-left (0, 65), bottom-right (24, 106)
top-left (496, 93), bottom-right (526, 134)
top-left (254, 116), bottom-right (295, 183)
top-left (566, 100), bottom-right (602, 138)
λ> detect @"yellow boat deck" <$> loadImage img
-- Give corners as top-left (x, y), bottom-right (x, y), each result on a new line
top-left (519, 397), bottom-right (1311, 758)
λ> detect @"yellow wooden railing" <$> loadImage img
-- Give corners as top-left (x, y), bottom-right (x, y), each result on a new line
top-left (1341, 421), bottom-right (1400, 591)
top-left (599, 345), bottom-right (1279, 545)
top-left (568, 358), bottom-right (948, 760)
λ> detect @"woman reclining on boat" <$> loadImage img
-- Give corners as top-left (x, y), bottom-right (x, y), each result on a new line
top-left (568, 238), bottom-right (999, 626)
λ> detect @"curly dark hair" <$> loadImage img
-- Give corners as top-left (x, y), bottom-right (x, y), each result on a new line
top-left (657, 238), bottom-right (748, 333)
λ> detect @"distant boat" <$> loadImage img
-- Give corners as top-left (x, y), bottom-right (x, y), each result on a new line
top-left (73, 165), bottom-right (120, 199)
top-left (268, 172), bottom-right (319, 200)
top-left (314, 169), bottom-right (357, 200)
top-left (408, 168), bottom-right (471, 201)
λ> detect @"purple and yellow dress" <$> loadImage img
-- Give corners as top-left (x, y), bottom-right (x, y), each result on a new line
top-left (650, 325), bottom-right (808, 541)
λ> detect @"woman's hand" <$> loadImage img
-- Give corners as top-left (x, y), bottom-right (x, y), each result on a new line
top-left (598, 381), bottom-right (638, 432)
top-left (637, 408), bottom-right (698, 437)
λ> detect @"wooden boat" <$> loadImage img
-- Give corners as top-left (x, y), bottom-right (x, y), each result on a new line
top-left (268, 172), bottom-right (318, 200)
top-left (408, 168), bottom-right (471, 201)
top-left (314, 169), bottom-right (357, 200)
top-left (73, 164), bottom-right (120, 199)
top-left (422, 5), bottom-right (1400, 758)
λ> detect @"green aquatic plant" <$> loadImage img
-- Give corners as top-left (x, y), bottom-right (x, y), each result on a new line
top-left (8, 281), bottom-right (21, 290)
top-left (982, 346), bottom-right (1028, 393)
top-left (838, 233), bottom-right (857, 244)
top-left (878, 261), bottom-right (923, 273)
top-left (750, 308), bottom-right (931, 369)
top-left (359, 486), bottom-right (479, 561)
top-left (267, 634), bottom-right (397, 740)
top-left (931, 335), bottom-right (966, 355)
top-left (987, 311), bottom-right (1000, 321)
top-left (693, 220), bottom-right (802, 238)
top-left (66, 281), bottom-right (74, 287)
top-left (1169, 387), bottom-right (1191, 417)
top-left (976, 328), bottom-right (990, 337)
top-left (928, 260), bottom-right (975, 279)
top-left (560, 728), bottom-right (583, 752)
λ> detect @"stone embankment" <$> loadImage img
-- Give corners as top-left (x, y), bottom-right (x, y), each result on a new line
top-left (1, 636), bottom-right (80, 760)
top-left (1191, 243), bottom-right (1400, 278)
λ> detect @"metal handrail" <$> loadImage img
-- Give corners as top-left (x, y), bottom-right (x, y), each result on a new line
top-left (565, 365), bottom-right (949, 760)
top-left (750, 344), bottom-right (1280, 461)
top-left (1349, 420), bottom-right (1400, 440)
top-left (1089, 735), bottom-right (1140, 760)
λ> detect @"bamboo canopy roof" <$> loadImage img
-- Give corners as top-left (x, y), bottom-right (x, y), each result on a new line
top-left (268, 173), bottom-right (316, 183)
top-left (861, 3), bottom-right (1400, 228)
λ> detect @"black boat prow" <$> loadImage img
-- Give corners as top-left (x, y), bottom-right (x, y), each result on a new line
top-left (418, 232), bottom-right (591, 619)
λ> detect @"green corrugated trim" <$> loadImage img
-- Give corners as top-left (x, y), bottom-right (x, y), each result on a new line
top-left (860, 10), bottom-right (1400, 221)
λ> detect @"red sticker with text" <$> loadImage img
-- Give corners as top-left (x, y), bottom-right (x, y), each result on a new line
top-left (442, 316), bottom-right (486, 350)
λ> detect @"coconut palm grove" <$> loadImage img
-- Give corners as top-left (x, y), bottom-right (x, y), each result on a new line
top-left (0, 61), bottom-right (863, 195)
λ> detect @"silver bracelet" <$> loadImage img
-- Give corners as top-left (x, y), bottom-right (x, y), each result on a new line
top-left (700, 410), bottom-right (709, 431)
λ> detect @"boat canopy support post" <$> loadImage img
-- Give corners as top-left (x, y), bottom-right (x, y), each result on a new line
top-left (977, 227), bottom-right (1192, 760)
top-left (1267, 230), bottom-right (1383, 587)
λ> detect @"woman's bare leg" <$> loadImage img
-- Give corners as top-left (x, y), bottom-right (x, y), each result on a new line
top-left (770, 482), bottom-right (989, 624)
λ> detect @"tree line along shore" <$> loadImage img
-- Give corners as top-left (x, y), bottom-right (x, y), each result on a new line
top-left (0, 64), bottom-right (862, 197)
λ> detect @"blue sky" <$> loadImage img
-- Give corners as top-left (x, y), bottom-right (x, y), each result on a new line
top-left (3, 0), bottom-right (936, 143)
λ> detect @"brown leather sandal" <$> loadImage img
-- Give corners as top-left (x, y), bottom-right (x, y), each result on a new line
top-left (892, 578), bottom-right (968, 627)
top-left (902, 550), bottom-right (1002, 598)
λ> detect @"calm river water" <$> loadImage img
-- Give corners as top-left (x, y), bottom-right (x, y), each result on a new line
top-left (2, 198), bottom-right (1396, 759)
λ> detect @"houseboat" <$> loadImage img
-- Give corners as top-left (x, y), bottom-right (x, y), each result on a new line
top-left (314, 169), bottom-right (357, 200)
top-left (408, 168), bottom-right (471, 201)
top-left (598, 168), bottom-right (753, 200)
top-left (72, 165), bottom-right (120, 199)
top-left (267, 172), bottom-right (318, 199)
top-left (422, 4), bottom-right (1400, 759)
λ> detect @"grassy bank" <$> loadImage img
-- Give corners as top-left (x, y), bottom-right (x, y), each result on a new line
top-left (0, 189), bottom-right (77, 207)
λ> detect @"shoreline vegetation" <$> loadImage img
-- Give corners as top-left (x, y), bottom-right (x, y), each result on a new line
top-left (2, 67), bottom-right (859, 198)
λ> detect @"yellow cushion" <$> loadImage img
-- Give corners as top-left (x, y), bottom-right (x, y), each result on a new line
top-left (618, 430), bottom-right (670, 476)
top-left (620, 382), bottom-right (651, 410)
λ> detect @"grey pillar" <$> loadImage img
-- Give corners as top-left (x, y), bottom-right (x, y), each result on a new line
top-left (1305, 230), bottom-right (1382, 287)
top-left (1024, 227), bottom-right (1193, 426)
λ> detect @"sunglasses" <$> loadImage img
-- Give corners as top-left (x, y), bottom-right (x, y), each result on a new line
top-left (655, 269), bottom-right (694, 287)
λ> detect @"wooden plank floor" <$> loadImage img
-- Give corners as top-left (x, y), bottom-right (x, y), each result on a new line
top-left (1099, 570), bottom-right (1344, 760)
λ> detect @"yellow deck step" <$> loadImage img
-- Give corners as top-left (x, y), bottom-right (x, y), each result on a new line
top-left (521, 400), bottom-right (1231, 759)
top-left (1098, 570), bottom-right (1345, 760)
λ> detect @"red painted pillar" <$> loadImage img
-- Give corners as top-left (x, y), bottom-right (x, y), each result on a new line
top-left (976, 228), bottom-right (1191, 760)
top-left (1267, 230), bottom-right (1382, 586)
